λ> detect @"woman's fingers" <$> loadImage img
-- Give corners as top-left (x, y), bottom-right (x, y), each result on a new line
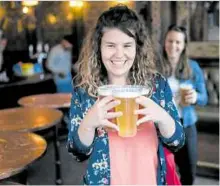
top-left (105, 111), bottom-right (122, 119)
top-left (185, 94), bottom-right (194, 100)
top-left (185, 89), bottom-right (194, 95)
top-left (103, 120), bottom-right (119, 131)
top-left (98, 95), bottom-right (115, 106)
top-left (185, 97), bottom-right (194, 103)
top-left (184, 90), bottom-right (197, 104)
top-left (136, 115), bottom-right (152, 126)
top-left (135, 96), bottom-right (149, 107)
top-left (134, 108), bottom-right (147, 115)
top-left (104, 99), bottom-right (121, 111)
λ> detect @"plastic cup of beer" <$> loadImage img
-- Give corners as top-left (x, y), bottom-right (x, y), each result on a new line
top-left (97, 85), bottom-right (120, 131)
top-left (179, 83), bottom-right (193, 106)
top-left (98, 85), bottom-right (119, 99)
top-left (112, 85), bottom-right (150, 137)
top-left (138, 83), bottom-right (153, 120)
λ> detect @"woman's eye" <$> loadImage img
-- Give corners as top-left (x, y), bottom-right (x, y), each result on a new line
top-left (124, 45), bottom-right (131, 48)
top-left (107, 45), bottom-right (114, 48)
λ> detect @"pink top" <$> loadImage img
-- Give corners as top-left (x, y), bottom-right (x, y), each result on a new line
top-left (108, 121), bottom-right (158, 185)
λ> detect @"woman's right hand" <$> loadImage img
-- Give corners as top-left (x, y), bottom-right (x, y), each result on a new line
top-left (81, 96), bottom-right (122, 131)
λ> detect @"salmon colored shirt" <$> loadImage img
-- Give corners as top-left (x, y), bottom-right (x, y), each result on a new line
top-left (108, 121), bottom-right (158, 185)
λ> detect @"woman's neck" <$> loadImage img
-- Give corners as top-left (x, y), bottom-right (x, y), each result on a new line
top-left (168, 57), bottom-right (179, 76)
top-left (108, 76), bottom-right (128, 85)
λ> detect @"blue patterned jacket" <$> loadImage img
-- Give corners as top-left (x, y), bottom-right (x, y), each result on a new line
top-left (67, 74), bottom-right (185, 185)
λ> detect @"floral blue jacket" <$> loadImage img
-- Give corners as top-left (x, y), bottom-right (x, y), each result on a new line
top-left (67, 74), bottom-right (185, 185)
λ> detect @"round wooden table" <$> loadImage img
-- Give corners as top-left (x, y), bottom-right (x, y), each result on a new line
top-left (0, 107), bottom-right (63, 132)
top-left (0, 107), bottom-right (63, 184)
top-left (18, 93), bottom-right (71, 109)
top-left (0, 132), bottom-right (47, 180)
top-left (17, 94), bottom-right (71, 185)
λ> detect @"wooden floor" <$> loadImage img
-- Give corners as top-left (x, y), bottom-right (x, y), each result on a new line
top-left (198, 132), bottom-right (219, 165)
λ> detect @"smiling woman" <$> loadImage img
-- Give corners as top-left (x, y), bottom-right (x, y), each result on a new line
top-left (100, 28), bottom-right (136, 85)
top-left (158, 24), bottom-right (208, 185)
top-left (74, 5), bottom-right (157, 97)
top-left (67, 5), bottom-right (185, 185)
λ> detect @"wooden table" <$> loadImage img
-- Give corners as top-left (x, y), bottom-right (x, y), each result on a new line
top-left (0, 107), bottom-right (63, 132)
top-left (0, 132), bottom-right (47, 180)
top-left (0, 107), bottom-right (63, 185)
top-left (18, 93), bottom-right (71, 109)
top-left (18, 94), bottom-right (71, 185)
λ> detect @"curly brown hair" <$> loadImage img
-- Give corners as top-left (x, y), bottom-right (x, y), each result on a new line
top-left (74, 5), bottom-right (158, 97)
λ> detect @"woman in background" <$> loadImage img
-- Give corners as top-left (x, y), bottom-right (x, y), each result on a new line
top-left (159, 24), bottom-right (208, 185)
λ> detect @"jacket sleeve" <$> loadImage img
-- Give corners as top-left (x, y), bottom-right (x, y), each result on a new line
top-left (158, 78), bottom-right (185, 153)
top-left (192, 61), bottom-right (208, 106)
top-left (67, 88), bottom-right (95, 162)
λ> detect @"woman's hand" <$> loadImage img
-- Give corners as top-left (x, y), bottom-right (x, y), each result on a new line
top-left (81, 96), bottom-right (122, 131)
top-left (134, 96), bottom-right (175, 138)
top-left (183, 89), bottom-right (197, 105)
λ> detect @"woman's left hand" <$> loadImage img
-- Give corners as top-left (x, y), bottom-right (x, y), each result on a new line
top-left (134, 96), bottom-right (175, 138)
top-left (184, 89), bottom-right (197, 105)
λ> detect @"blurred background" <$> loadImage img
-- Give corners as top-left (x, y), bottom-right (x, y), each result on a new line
top-left (0, 1), bottom-right (219, 185)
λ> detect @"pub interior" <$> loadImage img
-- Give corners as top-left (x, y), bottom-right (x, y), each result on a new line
top-left (0, 1), bottom-right (219, 185)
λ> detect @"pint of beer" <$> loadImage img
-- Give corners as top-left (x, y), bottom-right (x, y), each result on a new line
top-left (98, 85), bottom-right (114, 99)
top-left (179, 83), bottom-right (193, 106)
top-left (97, 85), bottom-right (120, 130)
top-left (112, 86), bottom-right (149, 137)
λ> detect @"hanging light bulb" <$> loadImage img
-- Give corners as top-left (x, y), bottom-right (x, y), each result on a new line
top-left (69, 1), bottom-right (77, 7)
top-left (22, 1), bottom-right (38, 7)
top-left (115, 0), bottom-right (128, 3)
top-left (22, 6), bottom-right (29, 14)
top-left (69, 1), bottom-right (84, 8)
top-left (47, 14), bottom-right (57, 25)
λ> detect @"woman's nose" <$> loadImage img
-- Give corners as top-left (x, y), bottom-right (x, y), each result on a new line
top-left (170, 42), bottom-right (176, 48)
top-left (114, 46), bottom-right (124, 58)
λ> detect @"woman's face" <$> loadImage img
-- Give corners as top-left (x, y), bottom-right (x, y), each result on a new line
top-left (165, 30), bottom-right (185, 61)
top-left (100, 28), bottom-right (136, 82)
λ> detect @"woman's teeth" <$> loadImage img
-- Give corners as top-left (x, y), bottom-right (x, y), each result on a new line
top-left (111, 61), bottom-right (126, 65)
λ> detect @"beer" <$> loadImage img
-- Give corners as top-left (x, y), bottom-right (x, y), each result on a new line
top-left (98, 85), bottom-right (120, 98)
top-left (138, 84), bottom-right (153, 120)
top-left (97, 85), bottom-right (119, 130)
top-left (98, 85), bottom-right (152, 137)
top-left (179, 84), bottom-right (193, 106)
top-left (114, 92), bottom-right (140, 137)
top-left (112, 85), bottom-right (149, 137)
